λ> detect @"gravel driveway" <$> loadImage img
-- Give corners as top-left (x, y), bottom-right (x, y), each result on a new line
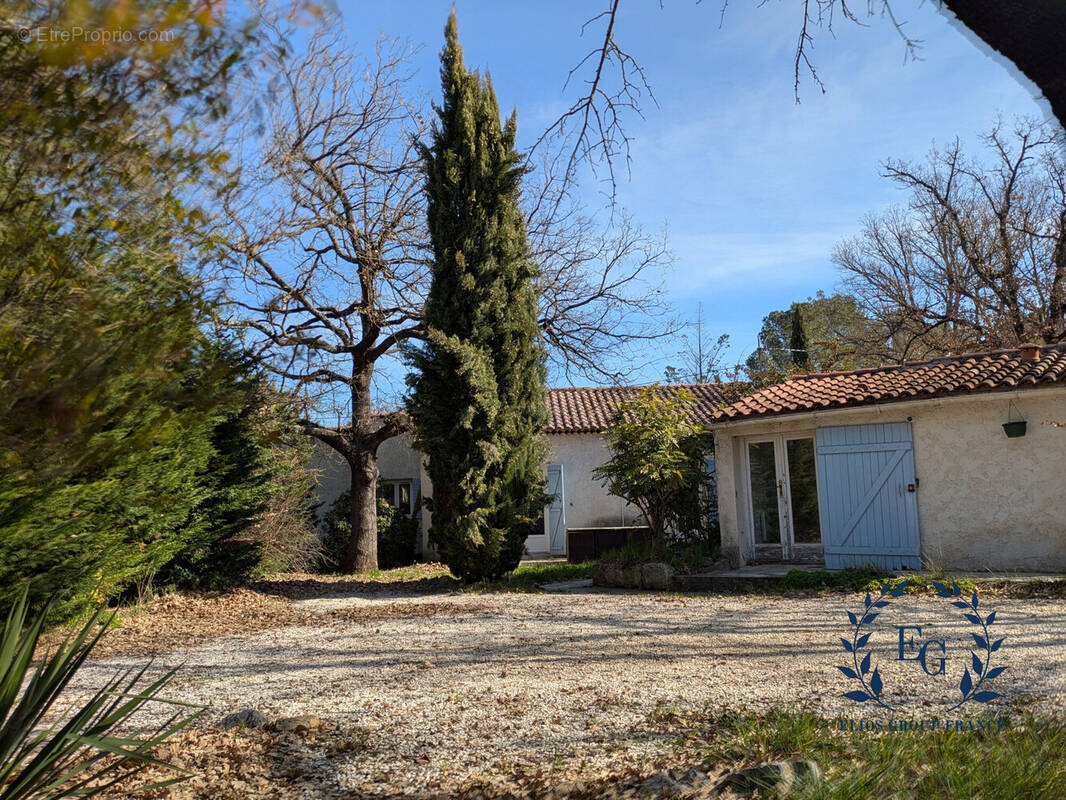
top-left (75, 587), bottom-right (1066, 798)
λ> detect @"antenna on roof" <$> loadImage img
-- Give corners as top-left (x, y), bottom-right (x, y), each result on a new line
top-left (696, 302), bottom-right (704, 384)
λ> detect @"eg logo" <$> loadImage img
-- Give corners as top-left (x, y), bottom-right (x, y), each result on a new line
top-left (896, 625), bottom-right (948, 676)
top-left (836, 581), bottom-right (1007, 711)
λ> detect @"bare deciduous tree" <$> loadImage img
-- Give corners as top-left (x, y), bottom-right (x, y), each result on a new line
top-left (538, 1), bottom-right (1065, 197)
top-left (662, 304), bottom-right (732, 384)
top-left (217, 21), bottom-right (677, 572)
top-left (833, 118), bottom-right (1066, 360)
top-left (530, 0), bottom-right (655, 200)
top-left (535, 1), bottom-right (918, 196)
top-left (527, 152), bottom-right (677, 383)
top-left (219, 28), bottom-right (427, 572)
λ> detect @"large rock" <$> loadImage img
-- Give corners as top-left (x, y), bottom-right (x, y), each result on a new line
top-left (706, 555), bottom-right (732, 573)
top-left (593, 561), bottom-right (677, 590)
top-left (219, 709), bottom-right (268, 729)
top-left (717, 760), bottom-right (822, 797)
top-left (639, 562), bottom-right (677, 590)
top-left (591, 561), bottom-right (613, 586)
top-left (629, 768), bottom-right (714, 798)
top-left (592, 561), bottom-right (640, 588)
top-left (635, 772), bottom-right (687, 796)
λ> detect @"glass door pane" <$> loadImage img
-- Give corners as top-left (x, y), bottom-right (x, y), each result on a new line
top-left (786, 437), bottom-right (821, 543)
top-left (747, 441), bottom-right (780, 544)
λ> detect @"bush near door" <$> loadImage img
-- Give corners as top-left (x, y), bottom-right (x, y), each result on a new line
top-left (592, 387), bottom-right (714, 554)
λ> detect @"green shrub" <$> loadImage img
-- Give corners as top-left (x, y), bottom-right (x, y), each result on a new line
top-left (0, 321), bottom-right (291, 618)
top-left (0, 255), bottom-right (229, 618)
top-left (150, 345), bottom-right (276, 593)
top-left (600, 534), bottom-right (718, 573)
top-left (241, 407), bottom-right (322, 575)
top-left (781, 568), bottom-right (892, 592)
top-left (319, 489), bottom-right (419, 572)
top-left (0, 0), bottom-right (264, 619)
top-left (153, 365), bottom-right (322, 591)
top-left (592, 387), bottom-right (714, 553)
top-left (861, 573), bottom-right (977, 596)
top-left (591, 534), bottom-right (657, 566)
top-left (375, 496), bottom-right (419, 569)
top-left (466, 561), bottom-right (596, 592)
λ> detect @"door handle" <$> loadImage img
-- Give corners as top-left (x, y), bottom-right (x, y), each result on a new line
top-left (907, 483), bottom-right (916, 493)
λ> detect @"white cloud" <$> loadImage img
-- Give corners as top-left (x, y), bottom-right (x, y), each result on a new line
top-left (667, 230), bottom-right (844, 291)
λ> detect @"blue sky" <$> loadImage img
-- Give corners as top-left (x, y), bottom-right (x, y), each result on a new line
top-left (335, 0), bottom-right (1048, 386)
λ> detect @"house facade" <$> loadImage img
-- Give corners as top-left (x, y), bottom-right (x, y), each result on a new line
top-left (311, 384), bottom-right (728, 558)
top-left (711, 343), bottom-right (1066, 572)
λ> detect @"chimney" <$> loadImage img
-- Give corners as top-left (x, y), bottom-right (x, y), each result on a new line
top-left (1019, 343), bottom-right (1041, 363)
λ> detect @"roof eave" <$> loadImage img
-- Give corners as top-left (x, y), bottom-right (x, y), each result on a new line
top-left (711, 381), bottom-right (1066, 428)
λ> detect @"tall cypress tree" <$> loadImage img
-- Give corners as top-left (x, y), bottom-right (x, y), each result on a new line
top-left (408, 12), bottom-right (548, 582)
top-left (789, 305), bottom-right (811, 371)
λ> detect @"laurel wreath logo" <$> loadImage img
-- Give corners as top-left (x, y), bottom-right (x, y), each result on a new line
top-left (837, 580), bottom-right (1007, 711)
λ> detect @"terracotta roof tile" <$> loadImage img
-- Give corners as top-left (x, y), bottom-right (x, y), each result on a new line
top-left (714, 343), bottom-right (1066, 422)
top-left (546, 384), bottom-right (730, 434)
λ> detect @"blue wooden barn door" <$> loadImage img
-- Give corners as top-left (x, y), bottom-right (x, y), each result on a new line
top-left (815, 423), bottom-right (921, 570)
top-left (546, 464), bottom-right (566, 555)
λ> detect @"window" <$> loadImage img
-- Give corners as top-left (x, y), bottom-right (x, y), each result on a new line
top-left (742, 433), bottom-right (821, 560)
top-left (380, 480), bottom-right (414, 513)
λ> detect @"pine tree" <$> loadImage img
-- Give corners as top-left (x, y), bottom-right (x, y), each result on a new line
top-left (789, 305), bottom-right (811, 371)
top-left (408, 12), bottom-right (548, 582)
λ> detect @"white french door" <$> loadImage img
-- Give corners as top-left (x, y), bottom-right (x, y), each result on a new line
top-left (743, 434), bottom-right (822, 562)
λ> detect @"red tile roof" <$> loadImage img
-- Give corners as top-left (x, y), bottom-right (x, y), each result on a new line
top-left (547, 384), bottom-right (730, 434)
top-left (714, 343), bottom-right (1066, 421)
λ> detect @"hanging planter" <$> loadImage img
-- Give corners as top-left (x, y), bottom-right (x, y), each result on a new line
top-left (1002, 420), bottom-right (1027, 438)
top-left (1002, 399), bottom-right (1027, 438)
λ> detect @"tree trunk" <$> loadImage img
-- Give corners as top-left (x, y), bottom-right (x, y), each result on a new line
top-left (341, 362), bottom-right (380, 574)
top-left (343, 450), bottom-right (379, 573)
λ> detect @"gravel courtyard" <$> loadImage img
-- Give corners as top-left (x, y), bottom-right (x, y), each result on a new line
top-left (73, 580), bottom-right (1066, 798)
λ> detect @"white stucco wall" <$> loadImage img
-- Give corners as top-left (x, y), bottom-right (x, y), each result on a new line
top-left (524, 434), bottom-right (645, 554)
top-left (414, 433), bottom-right (643, 557)
top-left (377, 433), bottom-right (423, 480)
top-left (310, 434), bottom-right (425, 524)
top-left (309, 443), bottom-right (347, 524)
top-left (312, 432), bottom-right (643, 558)
top-left (714, 387), bottom-right (1066, 572)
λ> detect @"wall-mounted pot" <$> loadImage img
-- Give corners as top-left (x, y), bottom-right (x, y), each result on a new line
top-left (1002, 420), bottom-right (1027, 438)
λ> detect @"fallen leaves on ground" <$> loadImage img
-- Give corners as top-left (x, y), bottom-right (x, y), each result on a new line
top-left (123, 723), bottom-right (725, 799)
top-left (41, 572), bottom-right (477, 660)
top-left (254, 565), bottom-right (458, 600)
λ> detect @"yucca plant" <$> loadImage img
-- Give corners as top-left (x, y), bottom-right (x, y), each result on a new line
top-left (0, 589), bottom-right (200, 798)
